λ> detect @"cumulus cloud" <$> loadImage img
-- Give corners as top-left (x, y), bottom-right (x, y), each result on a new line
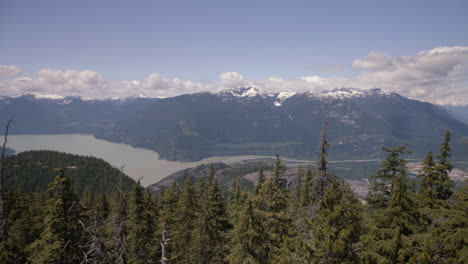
top-left (352, 52), bottom-right (394, 71)
top-left (0, 46), bottom-right (467, 104)
top-left (346, 46), bottom-right (468, 104)
top-left (0, 65), bottom-right (21, 78)
top-left (219, 72), bottom-right (249, 89)
top-left (0, 69), bottom-right (110, 98)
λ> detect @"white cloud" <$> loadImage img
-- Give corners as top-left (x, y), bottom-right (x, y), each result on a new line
top-left (219, 72), bottom-right (249, 89)
top-left (352, 52), bottom-right (394, 71)
top-left (0, 46), bottom-right (467, 104)
top-left (0, 65), bottom-right (21, 78)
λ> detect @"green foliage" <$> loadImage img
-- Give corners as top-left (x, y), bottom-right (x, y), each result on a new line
top-left (367, 145), bottom-right (411, 209)
top-left (306, 179), bottom-right (364, 263)
top-left (435, 130), bottom-right (455, 201)
top-left (127, 182), bottom-right (158, 264)
top-left (418, 151), bottom-right (440, 208)
top-left (193, 175), bottom-right (231, 263)
top-left (27, 171), bottom-right (83, 264)
top-left (0, 131), bottom-right (466, 263)
top-left (5, 150), bottom-right (136, 194)
top-left (368, 147), bottom-right (421, 263)
top-left (300, 167), bottom-right (313, 207)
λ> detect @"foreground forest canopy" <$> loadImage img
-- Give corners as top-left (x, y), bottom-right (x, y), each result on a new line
top-left (0, 129), bottom-right (466, 263)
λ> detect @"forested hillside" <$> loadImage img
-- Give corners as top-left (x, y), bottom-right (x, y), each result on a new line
top-left (101, 87), bottom-right (468, 161)
top-left (3, 150), bottom-right (136, 194)
top-left (0, 130), bottom-right (465, 263)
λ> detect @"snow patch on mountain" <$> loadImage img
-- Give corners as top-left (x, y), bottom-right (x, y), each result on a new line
top-left (214, 87), bottom-right (269, 98)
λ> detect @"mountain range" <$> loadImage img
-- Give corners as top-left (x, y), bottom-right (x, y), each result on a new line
top-left (1, 87), bottom-right (467, 162)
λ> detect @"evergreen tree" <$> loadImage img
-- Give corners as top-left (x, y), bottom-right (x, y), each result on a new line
top-left (300, 167), bottom-right (313, 207)
top-left (193, 175), bottom-right (231, 263)
top-left (254, 166), bottom-right (265, 195)
top-left (251, 175), bottom-right (291, 262)
top-left (435, 130), bottom-right (454, 201)
top-left (227, 199), bottom-right (267, 264)
top-left (27, 171), bottom-right (83, 264)
top-left (157, 182), bottom-right (179, 262)
top-left (0, 189), bottom-right (34, 263)
top-left (317, 120), bottom-right (329, 198)
top-left (105, 186), bottom-right (128, 263)
top-left (272, 154), bottom-right (286, 188)
top-left (127, 181), bottom-right (157, 264)
top-left (366, 145), bottom-right (411, 209)
top-left (418, 151), bottom-right (439, 208)
top-left (370, 155), bottom-right (420, 263)
top-left (306, 179), bottom-right (364, 263)
top-left (172, 176), bottom-right (199, 263)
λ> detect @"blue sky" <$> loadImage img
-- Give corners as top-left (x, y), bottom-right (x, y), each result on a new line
top-left (0, 0), bottom-right (467, 104)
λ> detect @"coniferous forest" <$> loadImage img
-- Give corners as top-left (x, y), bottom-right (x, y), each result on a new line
top-left (0, 128), bottom-right (466, 264)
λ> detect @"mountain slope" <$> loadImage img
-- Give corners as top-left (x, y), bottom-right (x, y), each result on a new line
top-left (4, 150), bottom-right (136, 193)
top-left (101, 87), bottom-right (468, 161)
top-left (0, 94), bottom-right (158, 134)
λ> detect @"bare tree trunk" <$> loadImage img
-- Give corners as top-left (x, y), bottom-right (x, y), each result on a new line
top-left (0, 118), bottom-right (13, 242)
top-left (161, 222), bottom-right (168, 264)
top-left (317, 120), bottom-right (328, 199)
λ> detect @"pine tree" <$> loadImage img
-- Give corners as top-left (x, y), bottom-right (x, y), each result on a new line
top-left (172, 176), bottom-right (199, 263)
top-left (366, 145), bottom-right (411, 209)
top-left (105, 186), bottom-right (128, 263)
top-left (300, 167), bottom-right (313, 207)
top-left (370, 155), bottom-right (420, 263)
top-left (254, 166), bottom-right (265, 195)
top-left (227, 199), bottom-right (267, 264)
top-left (193, 175), bottom-right (231, 263)
top-left (127, 181), bottom-right (157, 264)
top-left (0, 189), bottom-right (34, 263)
top-left (251, 175), bottom-right (291, 262)
top-left (27, 170), bottom-right (83, 264)
top-left (435, 130), bottom-right (454, 201)
top-left (306, 179), bottom-right (364, 263)
top-left (272, 154), bottom-right (286, 188)
top-left (317, 120), bottom-right (329, 199)
top-left (418, 151), bottom-right (439, 208)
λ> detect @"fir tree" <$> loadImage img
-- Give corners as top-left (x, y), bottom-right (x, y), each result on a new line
top-left (193, 175), bottom-right (231, 263)
top-left (105, 185), bottom-right (128, 263)
top-left (251, 175), bottom-right (291, 262)
top-left (306, 179), bottom-right (364, 263)
top-left (367, 145), bottom-right (411, 209)
top-left (435, 130), bottom-right (454, 201)
top-left (370, 155), bottom-right (420, 263)
top-left (172, 176), bottom-right (199, 263)
top-left (254, 166), bottom-right (265, 195)
top-left (227, 199), bottom-right (267, 264)
top-left (418, 151), bottom-right (440, 208)
top-left (27, 170), bottom-right (83, 264)
top-left (272, 154), bottom-right (286, 188)
top-left (317, 120), bottom-right (329, 198)
top-left (127, 181), bottom-right (157, 264)
top-left (300, 167), bottom-right (313, 207)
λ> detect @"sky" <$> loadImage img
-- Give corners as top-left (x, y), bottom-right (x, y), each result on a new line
top-left (0, 0), bottom-right (467, 104)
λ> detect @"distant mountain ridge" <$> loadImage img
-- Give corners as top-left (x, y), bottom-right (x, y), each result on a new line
top-left (98, 87), bottom-right (468, 161)
top-left (1, 88), bottom-right (467, 162)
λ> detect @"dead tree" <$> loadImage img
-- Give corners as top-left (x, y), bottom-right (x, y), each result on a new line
top-left (161, 222), bottom-right (169, 264)
top-left (0, 118), bottom-right (13, 242)
top-left (79, 210), bottom-right (107, 264)
top-left (317, 120), bottom-right (328, 199)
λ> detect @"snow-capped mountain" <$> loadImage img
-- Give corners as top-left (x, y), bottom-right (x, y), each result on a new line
top-left (1, 88), bottom-right (467, 162)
